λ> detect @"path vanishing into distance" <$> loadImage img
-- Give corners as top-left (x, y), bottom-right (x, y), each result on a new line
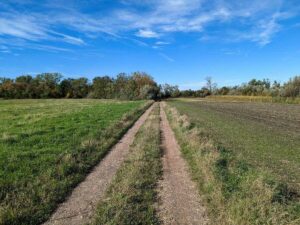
top-left (44, 102), bottom-right (207, 225)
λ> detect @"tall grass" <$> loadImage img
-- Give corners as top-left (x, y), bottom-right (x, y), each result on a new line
top-left (163, 102), bottom-right (300, 224)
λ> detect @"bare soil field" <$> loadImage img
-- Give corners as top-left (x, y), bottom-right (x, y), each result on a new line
top-left (186, 99), bottom-right (300, 135)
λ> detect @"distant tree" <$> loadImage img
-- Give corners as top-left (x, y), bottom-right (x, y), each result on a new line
top-left (139, 84), bottom-right (160, 99)
top-left (114, 73), bottom-right (131, 99)
top-left (205, 76), bottom-right (217, 94)
top-left (0, 78), bottom-right (14, 98)
top-left (161, 84), bottom-right (180, 98)
top-left (35, 73), bottom-right (62, 98)
top-left (92, 76), bottom-right (114, 99)
top-left (217, 86), bottom-right (230, 95)
top-left (14, 75), bottom-right (34, 98)
top-left (282, 76), bottom-right (300, 98)
top-left (59, 79), bottom-right (73, 98)
top-left (71, 78), bottom-right (89, 98)
top-left (200, 87), bottom-right (211, 97)
top-left (181, 89), bottom-right (195, 97)
top-left (270, 80), bottom-right (281, 97)
top-left (132, 72), bottom-right (156, 98)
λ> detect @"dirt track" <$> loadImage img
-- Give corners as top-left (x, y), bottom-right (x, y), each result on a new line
top-left (43, 104), bottom-right (154, 225)
top-left (158, 102), bottom-right (208, 225)
top-left (44, 102), bottom-right (208, 225)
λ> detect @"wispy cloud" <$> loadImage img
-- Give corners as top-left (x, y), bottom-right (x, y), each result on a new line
top-left (152, 41), bottom-right (170, 49)
top-left (159, 53), bottom-right (174, 62)
top-left (0, 11), bottom-right (86, 49)
top-left (118, 0), bottom-right (298, 46)
top-left (0, 13), bottom-right (48, 41)
top-left (0, 0), bottom-right (299, 52)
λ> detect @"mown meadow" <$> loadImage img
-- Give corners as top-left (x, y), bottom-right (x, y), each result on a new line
top-left (165, 99), bottom-right (300, 224)
top-left (0, 99), bottom-right (151, 225)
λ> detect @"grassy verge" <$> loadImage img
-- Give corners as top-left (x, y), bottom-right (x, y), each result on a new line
top-left (206, 95), bottom-right (300, 104)
top-left (163, 102), bottom-right (300, 225)
top-left (0, 99), bottom-right (153, 225)
top-left (91, 103), bottom-right (161, 225)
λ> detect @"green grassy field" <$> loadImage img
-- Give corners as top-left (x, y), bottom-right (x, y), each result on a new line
top-left (165, 99), bottom-right (300, 224)
top-left (0, 99), bottom-right (150, 225)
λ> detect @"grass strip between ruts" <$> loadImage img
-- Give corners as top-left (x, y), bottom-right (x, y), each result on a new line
top-left (91, 103), bottom-right (161, 225)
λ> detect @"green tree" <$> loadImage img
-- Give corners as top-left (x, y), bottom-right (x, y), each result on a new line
top-left (92, 76), bottom-right (114, 99)
top-left (71, 78), bottom-right (89, 98)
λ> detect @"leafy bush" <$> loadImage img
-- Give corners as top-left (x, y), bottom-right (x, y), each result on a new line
top-left (281, 76), bottom-right (300, 98)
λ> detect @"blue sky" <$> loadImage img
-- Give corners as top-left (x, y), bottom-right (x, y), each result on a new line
top-left (0, 0), bottom-right (300, 89)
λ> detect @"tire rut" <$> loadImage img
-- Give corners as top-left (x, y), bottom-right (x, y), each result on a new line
top-left (158, 102), bottom-right (208, 225)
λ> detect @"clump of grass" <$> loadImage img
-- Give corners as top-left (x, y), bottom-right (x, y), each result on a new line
top-left (81, 139), bottom-right (100, 149)
top-left (163, 102), bottom-right (300, 225)
top-left (91, 104), bottom-right (161, 225)
top-left (1, 133), bottom-right (18, 144)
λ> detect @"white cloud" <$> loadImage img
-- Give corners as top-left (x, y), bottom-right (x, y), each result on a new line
top-left (155, 41), bottom-right (170, 45)
top-left (0, 0), bottom-right (299, 51)
top-left (136, 29), bottom-right (159, 38)
top-left (116, 0), bottom-right (297, 45)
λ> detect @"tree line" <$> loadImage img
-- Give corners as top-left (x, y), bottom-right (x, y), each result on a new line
top-left (0, 72), bottom-right (181, 100)
top-left (178, 76), bottom-right (300, 98)
top-left (1, 73), bottom-right (299, 99)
